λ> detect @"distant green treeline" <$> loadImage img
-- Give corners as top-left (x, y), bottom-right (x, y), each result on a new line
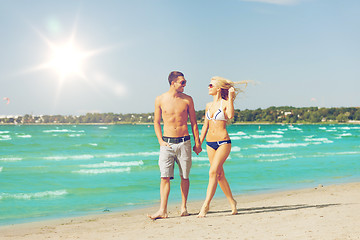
top-left (1, 106), bottom-right (360, 124)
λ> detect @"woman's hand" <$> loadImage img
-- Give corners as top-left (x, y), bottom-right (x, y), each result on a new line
top-left (228, 87), bottom-right (235, 101)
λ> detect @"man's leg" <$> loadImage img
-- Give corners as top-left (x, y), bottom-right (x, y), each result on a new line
top-left (180, 176), bottom-right (190, 216)
top-left (148, 177), bottom-right (170, 219)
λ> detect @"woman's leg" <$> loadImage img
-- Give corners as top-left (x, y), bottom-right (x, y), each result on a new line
top-left (198, 143), bottom-right (232, 217)
top-left (217, 164), bottom-right (238, 215)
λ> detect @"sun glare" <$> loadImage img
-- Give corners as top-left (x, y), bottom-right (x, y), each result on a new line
top-left (49, 43), bottom-right (85, 78)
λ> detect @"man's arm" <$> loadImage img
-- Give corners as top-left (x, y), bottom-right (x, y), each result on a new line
top-left (154, 96), bottom-right (169, 147)
top-left (188, 96), bottom-right (202, 155)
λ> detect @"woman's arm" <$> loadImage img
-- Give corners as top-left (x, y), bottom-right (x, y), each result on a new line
top-left (225, 87), bottom-right (235, 119)
top-left (199, 104), bottom-right (210, 144)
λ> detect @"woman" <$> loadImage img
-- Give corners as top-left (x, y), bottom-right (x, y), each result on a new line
top-left (198, 76), bottom-right (247, 217)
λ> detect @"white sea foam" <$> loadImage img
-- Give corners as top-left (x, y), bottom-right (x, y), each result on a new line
top-left (0, 135), bottom-right (11, 140)
top-left (192, 156), bottom-right (210, 161)
top-left (74, 167), bottom-right (131, 174)
top-left (0, 131), bottom-right (10, 134)
top-left (258, 156), bottom-right (296, 162)
top-left (104, 152), bottom-right (159, 158)
top-left (230, 136), bottom-right (242, 140)
top-left (267, 140), bottom-right (280, 144)
top-left (319, 127), bottom-right (327, 130)
top-left (304, 137), bottom-right (333, 143)
top-left (229, 131), bottom-right (247, 136)
top-left (0, 190), bottom-right (68, 200)
top-left (255, 143), bottom-right (308, 149)
top-left (272, 131), bottom-right (284, 134)
top-left (0, 157), bottom-right (23, 161)
top-left (44, 154), bottom-right (94, 160)
top-left (250, 134), bottom-right (283, 139)
top-left (89, 143), bottom-right (98, 146)
top-left (68, 134), bottom-right (83, 137)
top-left (0, 167), bottom-right (3, 172)
top-left (81, 160), bottom-right (144, 168)
top-left (338, 133), bottom-right (352, 137)
top-left (289, 126), bottom-right (302, 131)
top-left (17, 134), bottom-right (32, 138)
top-left (43, 129), bottom-right (85, 133)
top-left (255, 153), bottom-right (294, 158)
top-left (99, 126), bottom-right (108, 129)
top-left (231, 146), bottom-right (241, 152)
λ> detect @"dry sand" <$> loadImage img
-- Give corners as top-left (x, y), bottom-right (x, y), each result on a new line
top-left (1, 182), bottom-right (360, 240)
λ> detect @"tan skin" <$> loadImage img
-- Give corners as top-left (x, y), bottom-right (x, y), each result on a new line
top-left (197, 80), bottom-right (237, 217)
top-left (148, 76), bottom-right (202, 220)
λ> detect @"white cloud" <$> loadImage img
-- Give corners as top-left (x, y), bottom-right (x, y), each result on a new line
top-left (241, 0), bottom-right (299, 5)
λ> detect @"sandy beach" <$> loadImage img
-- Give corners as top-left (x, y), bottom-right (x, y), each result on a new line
top-left (1, 182), bottom-right (359, 240)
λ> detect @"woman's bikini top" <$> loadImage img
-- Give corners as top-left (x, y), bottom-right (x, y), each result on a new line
top-left (206, 100), bottom-right (227, 121)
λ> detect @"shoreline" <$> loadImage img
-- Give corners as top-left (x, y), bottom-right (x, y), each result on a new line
top-left (1, 182), bottom-right (359, 239)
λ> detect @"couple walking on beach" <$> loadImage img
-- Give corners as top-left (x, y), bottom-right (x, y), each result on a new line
top-left (149, 71), bottom-right (247, 219)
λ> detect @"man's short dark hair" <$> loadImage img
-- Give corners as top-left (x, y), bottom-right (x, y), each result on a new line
top-left (168, 71), bottom-right (184, 85)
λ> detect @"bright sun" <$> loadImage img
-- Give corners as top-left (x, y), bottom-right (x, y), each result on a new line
top-left (49, 43), bottom-right (85, 78)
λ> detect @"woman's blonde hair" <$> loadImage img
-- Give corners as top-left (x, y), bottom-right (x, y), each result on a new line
top-left (211, 76), bottom-right (248, 100)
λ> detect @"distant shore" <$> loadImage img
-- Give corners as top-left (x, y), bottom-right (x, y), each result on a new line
top-left (1, 121), bottom-right (360, 126)
top-left (1, 182), bottom-right (359, 240)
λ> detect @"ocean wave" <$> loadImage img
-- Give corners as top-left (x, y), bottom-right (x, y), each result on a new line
top-left (0, 190), bottom-right (68, 201)
top-left (192, 156), bottom-right (209, 161)
top-left (255, 143), bottom-right (308, 149)
top-left (272, 131), bottom-right (284, 134)
top-left (267, 140), bottom-right (280, 144)
top-left (250, 134), bottom-right (283, 139)
top-left (0, 157), bottom-right (23, 161)
top-left (229, 131), bottom-right (247, 136)
top-left (304, 137), bottom-right (333, 143)
top-left (338, 133), bottom-right (352, 137)
top-left (99, 126), bottom-right (108, 129)
top-left (0, 135), bottom-right (11, 140)
top-left (230, 136), bottom-right (242, 140)
top-left (104, 152), bottom-right (159, 158)
top-left (0, 166), bottom-right (3, 172)
top-left (80, 160), bottom-right (144, 168)
top-left (68, 134), bottom-right (84, 137)
top-left (255, 153), bottom-right (294, 158)
top-left (288, 126), bottom-right (302, 131)
top-left (43, 129), bottom-right (85, 133)
top-left (73, 167), bottom-right (131, 174)
top-left (0, 131), bottom-right (10, 134)
top-left (258, 156), bottom-right (296, 162)
top-left (43, 154), bottom-right (94, 160)
top-left (231, 146), bottom-right (241, 152)
top-left (16, 134), bottom-right (32, 138)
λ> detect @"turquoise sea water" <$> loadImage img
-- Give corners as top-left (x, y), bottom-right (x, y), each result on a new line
top-left (1, 124), bottom-right (359, 225)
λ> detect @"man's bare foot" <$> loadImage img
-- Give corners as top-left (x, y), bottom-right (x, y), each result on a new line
top-left (230, 199), bottom-right (238, 215)
top-left (147, 210), bottom-right (168, 220)
top-left (180, 208), bottom-right (189, 217)
top-left (197, 205), bottom-right (209, 218)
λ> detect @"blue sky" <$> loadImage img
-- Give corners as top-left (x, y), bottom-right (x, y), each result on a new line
top-left (1, 0), bottom-right (359, 116)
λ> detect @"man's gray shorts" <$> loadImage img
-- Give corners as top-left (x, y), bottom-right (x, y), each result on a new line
top-left (159, 139), bottom-right (192, 180)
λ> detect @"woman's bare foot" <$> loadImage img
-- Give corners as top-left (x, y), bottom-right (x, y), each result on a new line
top-left (230, 199), bottom-right (238, 215)
top-left (197, 205), bottom-right (209, 218)
top-left (147, 210), bottom-right (168, 220)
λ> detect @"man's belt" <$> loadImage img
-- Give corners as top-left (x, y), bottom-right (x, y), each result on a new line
top-left (162, 135), bottom-right (190, 144)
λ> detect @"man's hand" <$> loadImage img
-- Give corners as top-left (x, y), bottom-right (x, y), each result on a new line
top-left (159, 140), bottom-right (171, 148)
top-left (193, 144), bottom-right (202, 155)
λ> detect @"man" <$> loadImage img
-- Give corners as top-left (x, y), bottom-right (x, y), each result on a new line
top-left (148, 71), bottom-right (202, 219)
